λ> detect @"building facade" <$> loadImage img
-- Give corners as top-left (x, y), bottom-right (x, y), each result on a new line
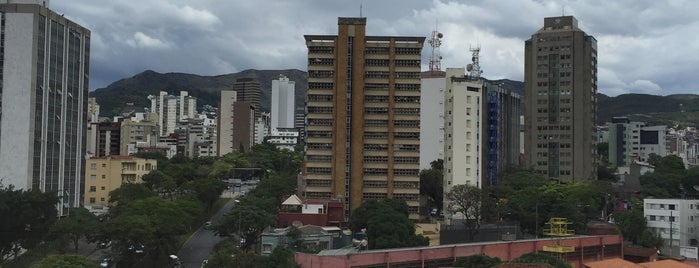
top-left (218, 90), bottom-right (255, 155)
top-left (524, 16), bottom-right (598, 181)
top-left (608, 117), bottom-right (669, 167)
top-left (148, 91), bottom-right (196, 137)
top-left (272, 74), bottom-right (296, 131)
top-left (233, 78), bottom-right (261, 120)
top-left (0, 1), bottom-right (90, 215)
top-left (484, 81), bottom-right (522, 186)
top-left (644, 198), bottom-right (699, 258)
top-left (301, 17), bottom-right (425, 219)
top-left (419, 74), bottom-right (445, 169)
top-left (84, 156), bottom-right (156, 212)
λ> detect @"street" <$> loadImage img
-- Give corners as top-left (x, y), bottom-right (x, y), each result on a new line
top-left (175, 187), bottom-right (246, 267)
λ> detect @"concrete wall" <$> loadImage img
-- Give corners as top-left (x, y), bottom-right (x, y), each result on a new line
top-left (296, 235), bottom-right (623, 268)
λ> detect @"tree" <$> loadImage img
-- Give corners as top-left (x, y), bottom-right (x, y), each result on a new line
top-left (32, 254), bottom-right (99, 268)
top-left (182, 178), bottom-right (226, 211)
top-left (420, 159), bottom-right (444, 211)
top-left (103, 197), bottom-right (201, 262)
top-left (215, 204), bottom-right (276, 251)
top-left (615, 209), bottom-right (648, 245)
top-left (348, 199), bottom-right (428, 249)
top-left (512, 252), bottom-right (572, 268)
top-left (108, 183), bottom-right (155, 208)
top-left (0, 185), bottom-right (58, 263)
top-left (446, 184), bottom-right (484, 241)
top-left (453, 255), bottom-right (501, 268)
top-left (267, 246), bottom-right (300, 268)
top-left (50, 207), bottom-right (99, 253)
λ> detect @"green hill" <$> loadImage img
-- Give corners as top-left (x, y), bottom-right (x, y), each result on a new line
top-left (89, 69), bottom-right (307, 117)
top-left (90, 70), bottom-right (699, 127)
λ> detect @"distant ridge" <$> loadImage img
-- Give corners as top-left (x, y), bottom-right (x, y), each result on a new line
top-left (89, 69), bottom-right (307, 117)
top-left (91, 70), bottom-right (699, 127)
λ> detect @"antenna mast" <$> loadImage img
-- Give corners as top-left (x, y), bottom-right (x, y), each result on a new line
top-left (427, 21), bottom-right (443, 76)
top-left (467, 45), bottom-right (482, 79)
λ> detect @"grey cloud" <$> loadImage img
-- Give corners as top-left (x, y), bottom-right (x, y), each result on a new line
top-left (50, 0), bottom-right (698, 96)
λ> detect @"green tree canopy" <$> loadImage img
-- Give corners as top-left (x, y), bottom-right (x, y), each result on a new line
top-left (0, 185), bottom-right (58, 263)
top-left (104, 197), bottom-right (201, 261)
top-left (182, 178), bottom-right (226, 211)
top-left (349, 199), bottom-right (428, 249)
top-left (50, 207), bottom-right (99, 253)
top-left (31, 254), bottom-right (99, 268)
top-left (215, 204), bottom-right (276, 251)
top-left (420, 159), bottom-right (444, 211)
top-left (512, 252), bottom-right (571, 268)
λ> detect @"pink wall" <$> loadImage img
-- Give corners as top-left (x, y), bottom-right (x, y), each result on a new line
top-left (295, 235), bottom-right (623, 268)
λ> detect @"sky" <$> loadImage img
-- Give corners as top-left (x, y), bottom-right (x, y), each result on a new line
top-left (50, 0), bottom-right (699, 96)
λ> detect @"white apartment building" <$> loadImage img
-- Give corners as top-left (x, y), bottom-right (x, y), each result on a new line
top-left (443, 68), bottom-right (484, 224)
top-left (419, 75), bottom-right (445, 169)
top-left (268, 128), bottom-right (299, 151)
top-left (644, 198), bottom-right (699, 259)
top-left (148, 91), bottom-right (197, 136)
top-left (271, 74), bottom-right (295, 131)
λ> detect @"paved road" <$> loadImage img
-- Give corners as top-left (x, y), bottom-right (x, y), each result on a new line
top-left (176, 193), bottom-right (239, 267)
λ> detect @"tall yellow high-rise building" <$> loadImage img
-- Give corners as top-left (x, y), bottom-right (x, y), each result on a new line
top-left (301, 17), bottom-right (425, 219)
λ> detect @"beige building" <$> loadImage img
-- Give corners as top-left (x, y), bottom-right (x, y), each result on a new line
top-left (524, 16), bottom-right (598, 181)
top-left (84, 156), bottom-right (157, 211)
top-left (301, 17), bottom-right (425, 219)
top-left (120, 116), bottom-right (159, 155)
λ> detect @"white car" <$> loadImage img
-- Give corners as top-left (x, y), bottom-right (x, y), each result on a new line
top-left (100, 258), bottom-right (110, 267)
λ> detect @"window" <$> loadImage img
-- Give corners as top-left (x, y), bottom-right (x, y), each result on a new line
top-left (89, 198), bottom-right (95, 204)
top-left (90, 163), bottom-right (97, 170)
top-left (649, 215), bottom-right (656, 221)
top-left (101, 186), bottom-right (106, 190)
top-left (262, 244), bottom-right (273, 254)
top-left (100, 197), bottom-right (105, 202)
top-left (669, 204), bottom-right (676, 210)
top-left (102, 163), bottom-right (106, 168)
top-left (90, 174), bottom-right (96, 180)
top-left (101, 175), bottom-right (106, 179)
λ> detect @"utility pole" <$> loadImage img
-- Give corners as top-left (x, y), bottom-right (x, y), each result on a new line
top-left (670, 210), bottom-right (674, 256)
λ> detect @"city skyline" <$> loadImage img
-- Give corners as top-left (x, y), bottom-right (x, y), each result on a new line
top-left (51, 0), bottom-right (699, 97)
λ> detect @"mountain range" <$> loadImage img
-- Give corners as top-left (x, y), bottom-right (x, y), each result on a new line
top-left (89, 69), bottom-right (699, 127)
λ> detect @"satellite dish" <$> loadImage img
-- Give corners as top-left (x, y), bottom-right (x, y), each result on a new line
top-left (437, 32), bottom-right (443, 38)
top-left (466, 64), bottom-right (473, 71)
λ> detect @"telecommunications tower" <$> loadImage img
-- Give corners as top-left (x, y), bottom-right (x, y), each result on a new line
top-left (428, 26), bottom-right (443, 76)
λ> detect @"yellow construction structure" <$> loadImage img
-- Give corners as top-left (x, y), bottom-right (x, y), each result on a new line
top-left (542, 218), bottom-right (575, 257)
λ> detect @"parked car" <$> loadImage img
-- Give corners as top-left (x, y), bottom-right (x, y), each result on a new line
top-left (100, 258), bottom-right (110, 268)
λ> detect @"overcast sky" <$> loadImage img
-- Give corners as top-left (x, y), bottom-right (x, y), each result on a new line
top-left (51, 0), bottom-right (698, 96)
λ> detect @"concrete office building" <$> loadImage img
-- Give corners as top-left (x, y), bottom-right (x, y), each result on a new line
top-left (233, 78), bottom-right (261, 120)
top-left (524, 16), bottom-right (598, 181)
top-left (119, 115), bottom-right (158, 156)
top-left (272, 74), bottom-right (296, 131)
top-left (484, 82), bottom-right (522, 186)
top-left (301, 17), bottom-right (425, 219)
top-left (609, 117), bottom-right (669, 167)
top-left (218, 90), bottom-right (255, 156)
top-left (0, 0), bottom-right (90, 215)
top-left (419, 74), bottom-right (445, 169)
